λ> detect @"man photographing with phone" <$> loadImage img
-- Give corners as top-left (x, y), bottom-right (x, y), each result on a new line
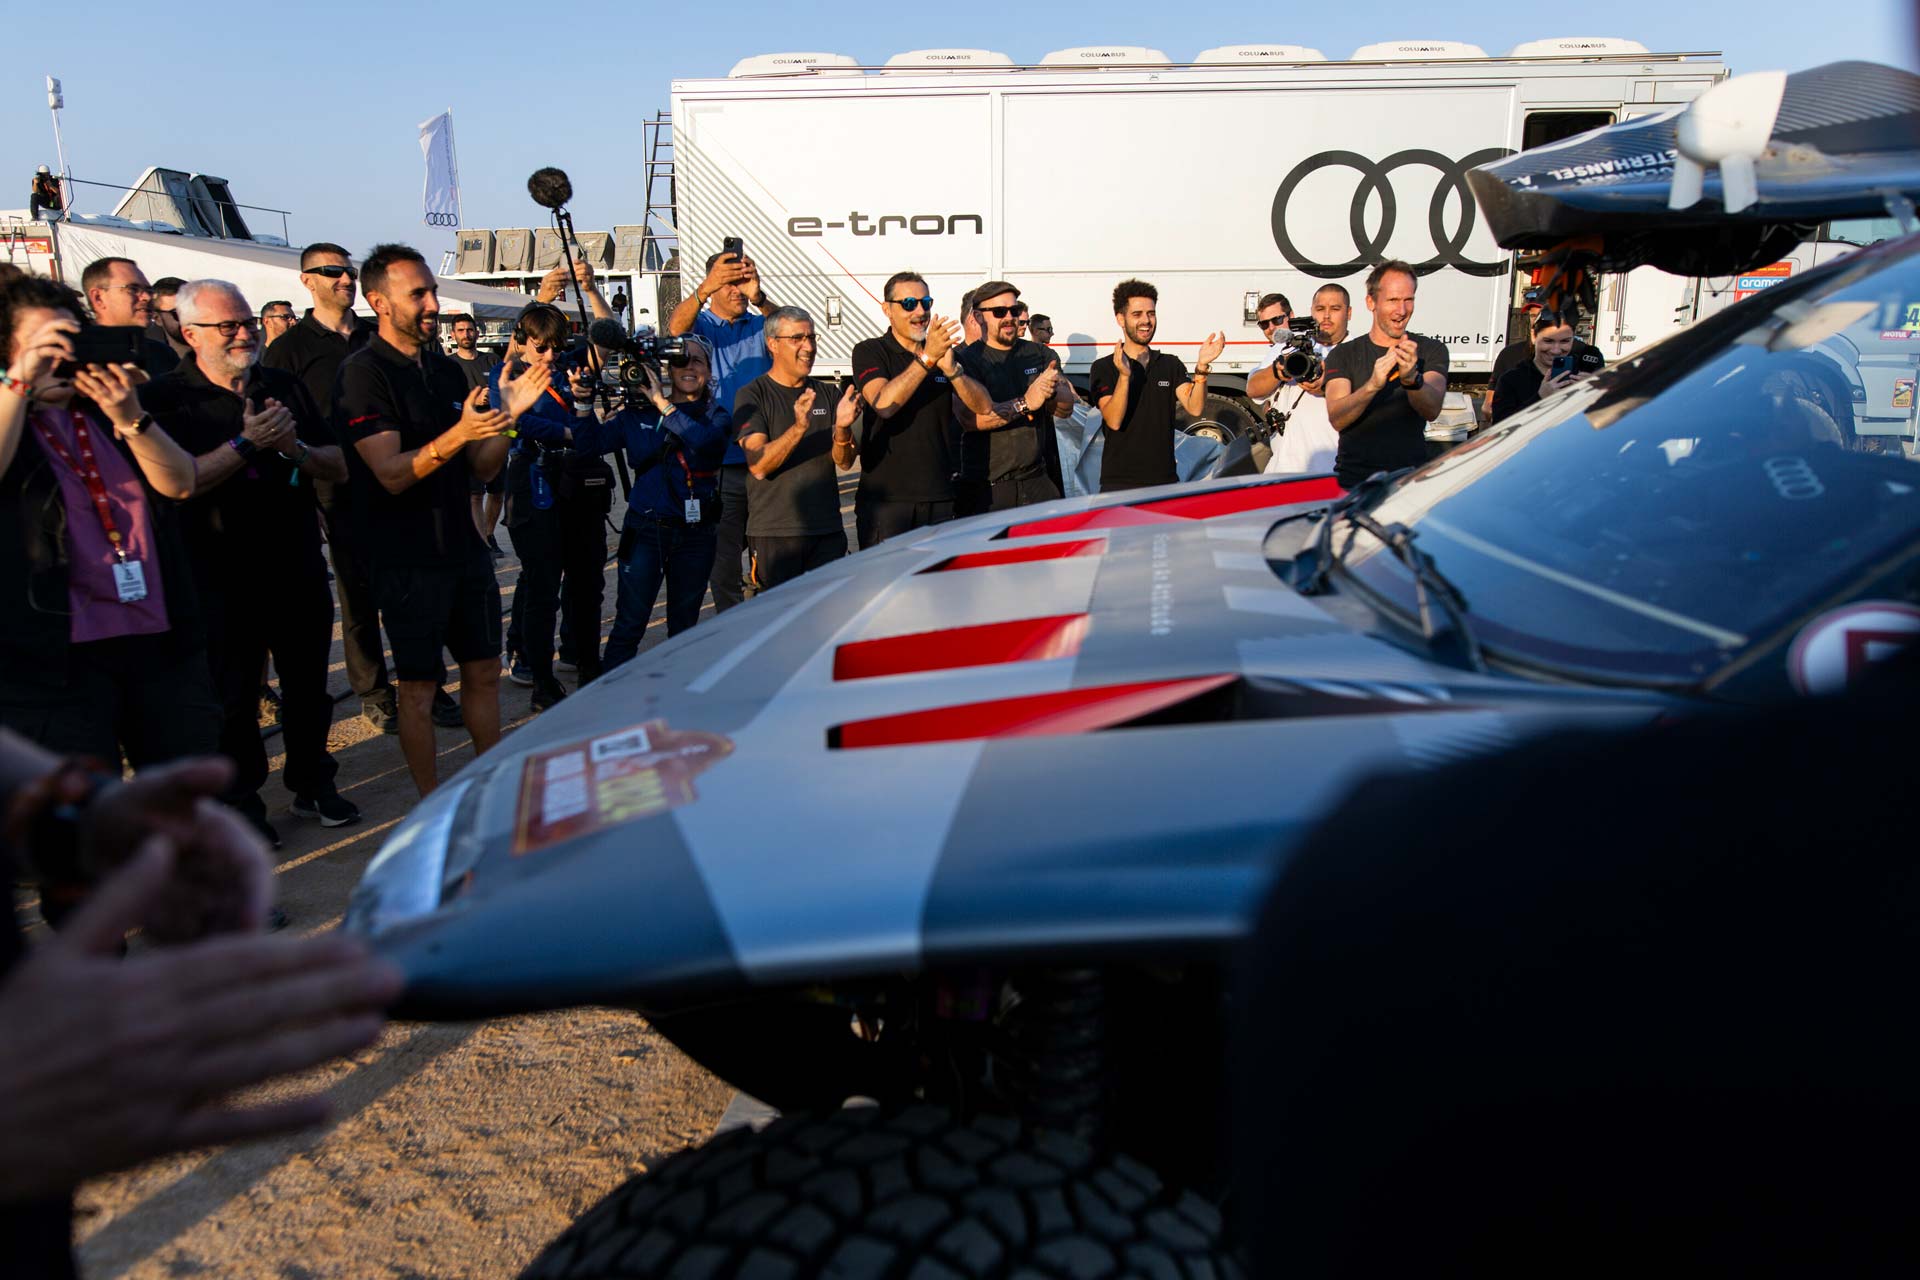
top-left (1323, 260), bottom-right (1450, 490)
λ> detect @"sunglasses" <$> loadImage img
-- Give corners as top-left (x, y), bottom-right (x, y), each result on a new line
top-left (188, 318), bottom-right (262, 337)
top-left (1256, 315), bottom-right (1291, 330)
top-left (977, 304), bottom-right (1028, 319)
top-left (889, 295), bottom-right (934, 312)
top-left (304, 264), bottom-right (357, 280)
top-left (770, 333), bottom-right (817, 345)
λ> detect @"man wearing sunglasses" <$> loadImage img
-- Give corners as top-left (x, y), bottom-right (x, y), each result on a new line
top-left (849, 272), bottom-right (994, 547)
top-left (1245, 290), bottom-right (1342, 478)
top-left (80, 256), bottom-right (179, 376)
top-left (141, 280), bottom-right (356, 849)
top-left (259, 300), bottom-right (298, 348)
top-left (953, 281), bottom-right (1077, 512)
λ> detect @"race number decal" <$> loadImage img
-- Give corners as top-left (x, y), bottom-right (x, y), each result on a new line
top-left (513, 720), bottom-right (734, 855)
top-left (1786, 602), bottom-right (1920, 696)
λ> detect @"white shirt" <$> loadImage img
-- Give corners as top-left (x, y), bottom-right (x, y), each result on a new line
top-left (1263, 384), bottom-right (1339, 477)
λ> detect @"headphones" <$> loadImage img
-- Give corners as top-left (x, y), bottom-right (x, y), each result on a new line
top-left (512, 302), bottom-right (567, 346)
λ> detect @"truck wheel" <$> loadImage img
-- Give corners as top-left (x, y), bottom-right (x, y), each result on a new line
top-left (519, 1104), bottom-right (1240, 1279)
top-left (1182, 393), bottom-right (1259, 445)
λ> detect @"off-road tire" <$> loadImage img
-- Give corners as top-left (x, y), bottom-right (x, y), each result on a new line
top-left (519, 1104), bottom-right (1240, 1279)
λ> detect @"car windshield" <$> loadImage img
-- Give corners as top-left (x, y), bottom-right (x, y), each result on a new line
top-left (1337, 233), bottom-right (1920, 684)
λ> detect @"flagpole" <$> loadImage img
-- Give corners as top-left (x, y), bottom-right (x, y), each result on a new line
top-left (444, 108), bottom-right (460, 231)
top-left (46, 76), bottom-right (71, 216)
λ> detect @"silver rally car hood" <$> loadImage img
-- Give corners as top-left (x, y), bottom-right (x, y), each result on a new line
top-left (349, 472), bottom-right (1671, 1018)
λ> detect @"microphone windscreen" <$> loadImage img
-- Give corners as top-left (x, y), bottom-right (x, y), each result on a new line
top-left (527, 167), bottom-right (574, 210)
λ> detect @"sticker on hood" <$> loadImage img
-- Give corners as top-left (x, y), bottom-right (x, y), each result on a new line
top-left (1786, 602), bottom-right (1920, 696)
top-left (513, 720), bottom-right (734, 855)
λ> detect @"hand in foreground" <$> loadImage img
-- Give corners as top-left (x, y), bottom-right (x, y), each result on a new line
top-left (5, 315), bottom-right (77, 388)
top-left (1025, 367), bottom-right (1060, 412)
top-left (70, 363), bottom-right (151, 429)
top-left (834, 382), bottom-right (862, 430)
top-left (239, 397), bottom-right (297, 452)
top-left (455, 384), bottom-right (514, 442)
top-left (81, 756), bottom-right (272, 942)
top-left (497, 362), bottom-right (553, 422)
top-left (0, 838), bottom-right (401, 1201)
top-left (1195, 332), bottom-right (1227, 366)
top-left (535, 266), bottom-right (568, 304)
top-left (923, 316), bottom-right (959, 364)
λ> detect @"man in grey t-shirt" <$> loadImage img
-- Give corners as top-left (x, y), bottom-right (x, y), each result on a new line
top-left (733, 307), bottom-right (860, 592)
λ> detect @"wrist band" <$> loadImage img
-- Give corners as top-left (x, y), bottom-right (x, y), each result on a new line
top-left (0, 368), bottom-right (27, 395)
top-left (229, 435), bottom-right (257, 458)
top-left (428, 440), bottom-right (444, 463)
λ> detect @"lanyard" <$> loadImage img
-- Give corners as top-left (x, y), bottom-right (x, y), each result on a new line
top-left (33, 410), bottom-right (129, 561)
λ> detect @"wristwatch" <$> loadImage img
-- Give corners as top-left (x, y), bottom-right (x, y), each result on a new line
top-left (1399, 360), bottom-right (1424, 388)
top-left (123, 412), bottom-right (153, 436)
top-left (228, 434), bottom-right (258, 459)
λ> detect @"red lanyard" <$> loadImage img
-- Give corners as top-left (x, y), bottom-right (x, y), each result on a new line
top-left (33, 410), bottom-right (129, 561)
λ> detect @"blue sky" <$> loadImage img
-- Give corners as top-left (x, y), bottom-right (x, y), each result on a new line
top-left (7, 1), bottom-right (1915, 260)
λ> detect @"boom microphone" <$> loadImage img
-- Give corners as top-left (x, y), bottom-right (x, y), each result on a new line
top-left (527, 167), bottom-right (574, 210)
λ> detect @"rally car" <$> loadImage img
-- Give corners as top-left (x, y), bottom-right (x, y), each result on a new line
top-left (348, 61), bottom-right (1920, 1279)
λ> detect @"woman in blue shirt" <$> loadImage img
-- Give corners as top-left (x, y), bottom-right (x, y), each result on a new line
top-left (569, 336), bottom-right (731, 668)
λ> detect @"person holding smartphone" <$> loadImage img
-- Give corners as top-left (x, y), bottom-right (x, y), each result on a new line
top-left (1489, 311), bottom-right (1601, 425)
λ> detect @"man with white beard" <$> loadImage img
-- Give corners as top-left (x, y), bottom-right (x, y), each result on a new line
top-left (141, 280), bottom-right (357, 851)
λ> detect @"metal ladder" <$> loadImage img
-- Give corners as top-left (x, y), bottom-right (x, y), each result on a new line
top-left (640, 112), bottom-right (678, 274)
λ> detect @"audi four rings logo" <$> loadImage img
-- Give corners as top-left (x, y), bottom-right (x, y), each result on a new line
top-left (1271, 148), bottom-right (1513, 279)
top-left (425, 213), bottom-right (457, 227)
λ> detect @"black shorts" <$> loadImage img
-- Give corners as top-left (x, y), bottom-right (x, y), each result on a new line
top-left (374, 556), bottom-right (503, 681)
top-left (470, 469), bottom-right (505, 497)
top-left (747, 531), bottom-right (848, 593)
top-left (854, 493), bottom-right (955, 549)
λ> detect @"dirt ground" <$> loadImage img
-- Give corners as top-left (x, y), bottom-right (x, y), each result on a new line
top-left (54, 480), bottom-right (870, 1278)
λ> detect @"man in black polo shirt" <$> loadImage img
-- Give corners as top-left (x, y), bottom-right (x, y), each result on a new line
top-left (1324, 260), bottom-right (1451, 490)
top-left (260, 241), bottom-right (414, 733)
top-left (334, 244), bottom-right (544, 796)
top-left (1089, 278), bottom-right (1226, 492)
top-left (735, 306), bottom-right (861, 590)
top-left (142, 280), bottom-right (358, 848)
top-left (849, 271), bottom-right (995, 547)
top-left (953, 280), bottom-right (1076, 511)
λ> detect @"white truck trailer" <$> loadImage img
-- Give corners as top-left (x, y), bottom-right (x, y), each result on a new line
top-left (668, 38), bottom-right (1728, 433)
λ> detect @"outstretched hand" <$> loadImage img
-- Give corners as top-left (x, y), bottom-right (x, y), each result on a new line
top-left (497, 362), bottom-right (552, 422)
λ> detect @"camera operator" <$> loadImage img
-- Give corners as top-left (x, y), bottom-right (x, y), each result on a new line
top-left (851, 272), bottom-right (993, 547)
top-left (566, 337), bottom-right (729, 666)
top-left (1089, 279), bottom-right (1226, 493)
top-left (1324, 261), bottom-right (1450, 490)
top-left (734, 307), bottom-right (860, 591)
top-left (140, 279), bottom-right (357, 850)
top-left (668, 247), bottom-right (776, 613)
top-left (493, 303), bottom-right (614, 712)
top-left (335, 245), bottom-right (547, 797)
top-left (1489, 311), bottom-right (1600, 425)
top-left (1245, 288), bottom-right (1345, 477)
top-left (954, 282), bottom-right (1076, 510)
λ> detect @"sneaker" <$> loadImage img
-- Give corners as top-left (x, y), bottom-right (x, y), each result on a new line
top-left (364, 704), bottom-right (400, 735)
top-left (291, 789), bottom-right (362, 828)
top-left (432, 688), bottom-right (463, 728)
top-left (507, 657), bottom-right (535, 688)
top-left (531, 679), bottom-right (568, 713)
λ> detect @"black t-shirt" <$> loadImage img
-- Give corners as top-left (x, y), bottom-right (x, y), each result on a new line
top-left (1491, 337), bottom-right (1604, 389)
top-left (1089, 349), bottom-right (1189, 491)
top-left (141, 360), bottom-right (331, 578)
top-left (851, 335), bottom-right (956, 504)
top-left (261, 311), bottom-right (373, 507)
top-left (954, 339), bottom-right (1059, 483)
top-left (335, 335), bottom-right (490, 570)
top-left (450, 349), bottom-right (499, 393)
top-left (141, 337), bottom-right (180, 378)
top-left (733, 374), bottom-right (845, 538)
top-left (1324, 331), bottom-right (1452, 485)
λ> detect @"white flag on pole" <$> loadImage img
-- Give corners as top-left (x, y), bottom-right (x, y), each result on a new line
top-left (418, 110), bottom-right (460, 229)
top-left (46, 76), bottom-right (64, 109)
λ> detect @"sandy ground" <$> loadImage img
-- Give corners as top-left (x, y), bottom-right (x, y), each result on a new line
top-left (52, 476), bottom-right (861, 1278)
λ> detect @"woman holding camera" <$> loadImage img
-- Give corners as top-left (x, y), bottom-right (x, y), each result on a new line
top-left (568, 335), bottom-right (730, 669)
top-left (0, 274), bottom-right (217, 841)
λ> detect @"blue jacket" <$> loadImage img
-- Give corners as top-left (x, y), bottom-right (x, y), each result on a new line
top-left (571, 396), bottom-right (732, 525)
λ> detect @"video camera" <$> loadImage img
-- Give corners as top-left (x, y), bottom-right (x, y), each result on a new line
top-left (587, 318), bottom-right (688, 390)
top-left (1270, 316), bottom-right (1331, 385)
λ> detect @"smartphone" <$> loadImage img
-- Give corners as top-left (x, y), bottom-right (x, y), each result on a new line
top-left (722, 235), bottom-right (744, 261)
top-left (54, 325), bottom-right (146, 377)
top-left (1549, 353), bottom-right (1575, 380)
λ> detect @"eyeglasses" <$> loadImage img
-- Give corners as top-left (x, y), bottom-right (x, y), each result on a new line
top-left (303, 264), bottom-right (357, 280)
top-left (1256, 315), bottom-right (1291, 330)
top-left (262, 313), bottom-right (296, 323)
top-left (187, 318), bottom-right (262, 337)
top-left (770, 333), bottom-right (817, 345)
top-left (976, 304), bottom-right (1027, 319)
top-left (889, 296), bottom-right (934, 312)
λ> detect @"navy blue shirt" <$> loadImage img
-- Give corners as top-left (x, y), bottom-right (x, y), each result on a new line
top-left (571, 397), bottom-right (731, 524)
top-left (486, 363), bottom-right (576, 449)
top-left (690, 308), bottom-right (767, 465)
